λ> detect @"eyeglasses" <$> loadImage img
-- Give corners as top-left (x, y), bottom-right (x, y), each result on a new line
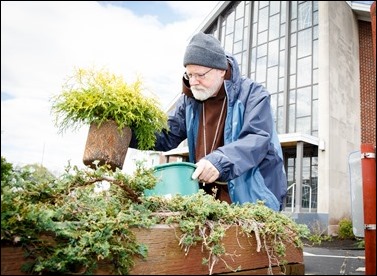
top-left (183, 68), bottom-right (213, 81)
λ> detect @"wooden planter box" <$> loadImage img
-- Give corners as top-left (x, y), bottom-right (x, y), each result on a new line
top-left (1, 225), bottom-right (304, 275)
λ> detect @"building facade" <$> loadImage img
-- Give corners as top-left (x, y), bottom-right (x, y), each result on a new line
top-left (164, 1), bottom-right (375, 234)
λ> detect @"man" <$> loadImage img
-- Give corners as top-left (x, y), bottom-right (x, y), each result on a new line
top-left (131, 32), bottom-right (287, 211)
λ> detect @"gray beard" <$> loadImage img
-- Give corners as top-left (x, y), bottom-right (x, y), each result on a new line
top-left (191, 79), bottom-right (223, 101)
top-left (191, 87), bottom-right (215, 101)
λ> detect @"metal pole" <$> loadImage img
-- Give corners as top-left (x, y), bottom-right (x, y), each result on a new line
top-left (295, 141), bottom-right (304, 213)
top-left (361, 143), bottom-right (376, 275)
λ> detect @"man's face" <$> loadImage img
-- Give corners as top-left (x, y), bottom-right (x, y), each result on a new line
top-left (185, 65), bottom-right (225, 101)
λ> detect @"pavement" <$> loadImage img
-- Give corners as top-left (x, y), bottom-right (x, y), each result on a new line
top-left (303, 246), bottom-right (365, 275)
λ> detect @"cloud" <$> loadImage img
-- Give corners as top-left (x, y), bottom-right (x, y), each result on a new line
top-left (1, 1), bottom-right (219, 175)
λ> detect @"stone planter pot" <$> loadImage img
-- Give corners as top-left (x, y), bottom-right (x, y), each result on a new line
top-left (83, 120), bottom-right (131, 171)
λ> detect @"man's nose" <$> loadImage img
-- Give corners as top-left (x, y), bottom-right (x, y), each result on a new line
top-left (189, 76), bottom-right (200, 84)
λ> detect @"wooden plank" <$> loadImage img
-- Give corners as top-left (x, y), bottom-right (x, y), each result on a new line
top-left (1, 246), bottom-right (29, 275)
top-left (1, 225), bottom-right (304, 275)
top-left (127, 225), bottom-right (303, 275)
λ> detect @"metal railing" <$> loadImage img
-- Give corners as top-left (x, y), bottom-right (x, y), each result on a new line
top-left (286, 182), bottom-right (313, 212)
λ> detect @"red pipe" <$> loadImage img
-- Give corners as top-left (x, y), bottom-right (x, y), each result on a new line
top-left (361, 143), bottom-right (376, 275)
top-left (371, 1), bottom-right (376, 64)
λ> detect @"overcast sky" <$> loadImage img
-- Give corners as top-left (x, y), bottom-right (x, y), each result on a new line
top-left (1, 1), bottom-right (221, 175)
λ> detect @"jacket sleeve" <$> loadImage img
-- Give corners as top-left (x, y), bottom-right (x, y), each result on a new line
top-left (206, 82), bottom-right (274, 181)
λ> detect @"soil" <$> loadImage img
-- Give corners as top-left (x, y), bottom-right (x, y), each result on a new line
top-left (302, 237), bottom-right (365, 250)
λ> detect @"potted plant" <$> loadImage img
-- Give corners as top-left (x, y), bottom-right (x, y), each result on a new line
top-left (51, 67), bottom-right (168, 170)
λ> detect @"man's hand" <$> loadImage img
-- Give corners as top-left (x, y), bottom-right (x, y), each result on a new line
top-left (192, 159), bottom-right (219, 183)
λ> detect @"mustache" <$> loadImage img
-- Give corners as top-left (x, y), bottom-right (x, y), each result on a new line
top-left (191, 86), bottom-right (205, 92)
top-left (191, 85), bottom-right (205, 91)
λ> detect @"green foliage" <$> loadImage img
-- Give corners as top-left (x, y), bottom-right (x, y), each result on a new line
top-left (1, 156), bottom-right (13, 182)
top-left (338, 218), bottom-right (355, 239)
top-left (306, 220), bottom-right (332, 245)
top-left (1, 160), bottom-right (309, 275)
top-left (145, 194), bottom-right (310, 274)
top-left (1, 162), bottom-right (156, 275)
top-left (50, 67), bottom-right (168, 150)
top-left (356, 238), bottom-right (365, 248)
top-left (307, 233), bottom-right (333, 245)
top-left (22, 163), bottom-right (56, 182)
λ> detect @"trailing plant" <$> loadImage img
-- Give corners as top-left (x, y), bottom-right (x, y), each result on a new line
top-left (144, 195), bottom-right (310, 275)
top-left (50, 67), bottom-right (168, 150)
top-left (1, 159), bottom-right (309, 275)
top-left (1, 161), bottom-right (157, 275)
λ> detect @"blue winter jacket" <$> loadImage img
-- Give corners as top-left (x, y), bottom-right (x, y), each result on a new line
top-left (145, 56), bottom-right (287, 211)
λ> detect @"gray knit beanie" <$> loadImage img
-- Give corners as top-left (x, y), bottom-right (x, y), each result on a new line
top-left (183, 32), bottom-right (227, 70)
